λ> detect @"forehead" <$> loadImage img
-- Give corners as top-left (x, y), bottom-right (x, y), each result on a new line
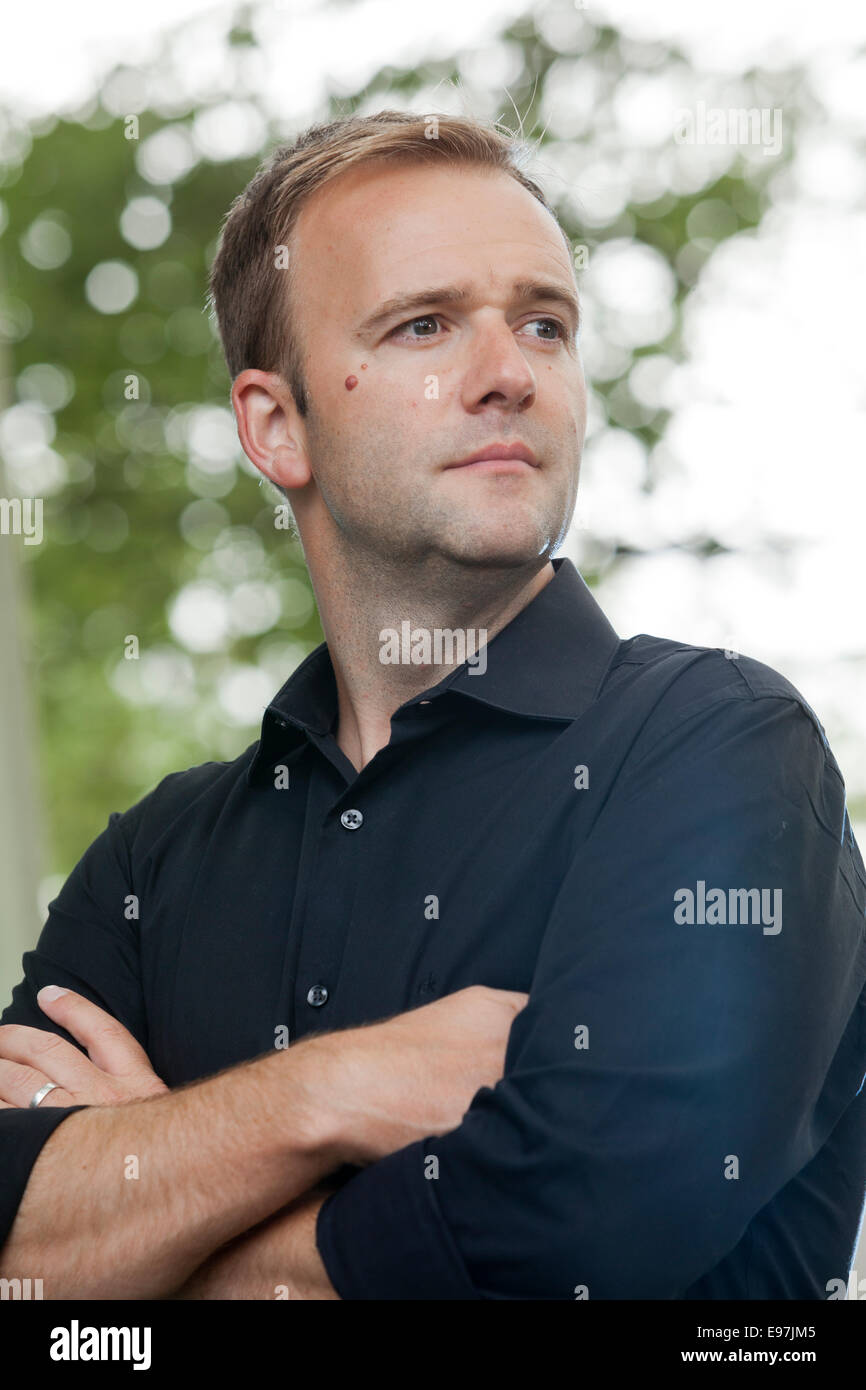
top-left (290, 160), bottom-right (574, 327)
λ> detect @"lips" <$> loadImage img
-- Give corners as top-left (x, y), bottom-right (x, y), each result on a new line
top-left (445, 442), bottom-right (539, 468)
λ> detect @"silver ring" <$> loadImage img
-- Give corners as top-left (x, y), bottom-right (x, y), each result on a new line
top-left (29, 1082), bottom-right (59, 1109)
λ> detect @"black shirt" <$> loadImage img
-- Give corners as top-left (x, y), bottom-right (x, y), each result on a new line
top-left (2, 557), bottom-right (865, 1299)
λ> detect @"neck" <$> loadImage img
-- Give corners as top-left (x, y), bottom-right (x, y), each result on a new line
top-left (305, 545), bottom-right (556, 771)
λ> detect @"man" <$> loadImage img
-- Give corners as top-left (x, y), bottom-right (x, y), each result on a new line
top-left (1, 110), bottom-right (864, 1300)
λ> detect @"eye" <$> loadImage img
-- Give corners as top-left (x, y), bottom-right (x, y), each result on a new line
top-left (390, 315), bottom-right (443, 340)
top-left (521, 317), bottom-right (568, 341)
top-left (388, 313), bottom-right (572, 343)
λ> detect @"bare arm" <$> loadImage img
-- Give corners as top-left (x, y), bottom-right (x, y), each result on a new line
top-left (0, 1038), bottom-right (339, 1300)
top-left (0, 984), bottom-right (527, 1300)
top-left (171, 982), bottom-right (531, 1300)
top-left (169, 1189), bottom-right (338, 1300)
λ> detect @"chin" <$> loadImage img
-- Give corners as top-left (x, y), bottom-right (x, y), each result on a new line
top-left (466, 510), bottom-right (560, 554)
top-left (445, 535), bottom-right (553, 570)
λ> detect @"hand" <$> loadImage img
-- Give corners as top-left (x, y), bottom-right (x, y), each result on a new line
top-left (311, 983), bottom-right (529, 1166)
top-left (0, 986), bottom-right (168, 1110)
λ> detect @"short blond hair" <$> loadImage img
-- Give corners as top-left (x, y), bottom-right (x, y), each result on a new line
top-left (207, 109), bottom-right (565, 415)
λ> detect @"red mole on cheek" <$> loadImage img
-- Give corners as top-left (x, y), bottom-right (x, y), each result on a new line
top-left (344, 375), bottom-right (358, 390)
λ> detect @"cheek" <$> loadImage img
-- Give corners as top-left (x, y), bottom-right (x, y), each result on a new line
top-left (342, 362), bottom-right (367, 392)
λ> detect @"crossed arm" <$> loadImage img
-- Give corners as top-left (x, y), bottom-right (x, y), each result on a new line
top-left (0, 982), bottom-right (523, 1300)
top-left (0, 988), bottom-right (337, 1297)
top-left (170, 1189), bottom-right (337, 1300)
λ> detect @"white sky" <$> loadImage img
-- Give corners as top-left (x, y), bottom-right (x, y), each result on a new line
top-left (1, 0), bottom-right (864, 117)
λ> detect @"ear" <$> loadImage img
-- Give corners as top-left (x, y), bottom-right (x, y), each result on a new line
top-left (231, 369), bottom-right (312, 492)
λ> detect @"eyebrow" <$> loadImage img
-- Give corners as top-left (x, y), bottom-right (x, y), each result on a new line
top-left (353, 279), bottom-right (581, 340)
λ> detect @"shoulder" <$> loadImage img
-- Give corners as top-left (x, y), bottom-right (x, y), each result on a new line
top-left (609, 632), bottom-right (830, 756)
top-left (603, 635), bottom-right (850, 840)
top-left (105, 743), bottom-right (260, 859)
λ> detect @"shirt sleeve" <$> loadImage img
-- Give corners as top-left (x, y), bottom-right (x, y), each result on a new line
top-left (315, 691), bottom-right (866, 1299)
top-left (0, 809), bottom-right (146, 1255)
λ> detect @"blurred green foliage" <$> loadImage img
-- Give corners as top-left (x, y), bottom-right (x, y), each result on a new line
top-left (0, 1), bottom-right (821, 874)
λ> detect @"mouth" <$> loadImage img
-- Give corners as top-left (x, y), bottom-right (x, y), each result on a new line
top-left (447, 458), bottom-right (537, 476)
top-left (445, 442), bottom-right (540, 472)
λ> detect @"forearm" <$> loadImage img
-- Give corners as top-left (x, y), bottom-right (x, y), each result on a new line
top-left (170, 1188), bottom-right (339, 1300)
top-left (0, 1037), bottom-right (341, 1299)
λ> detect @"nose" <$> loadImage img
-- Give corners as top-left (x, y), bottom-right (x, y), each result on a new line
top-left (461, 314), bottom-right (537, 414)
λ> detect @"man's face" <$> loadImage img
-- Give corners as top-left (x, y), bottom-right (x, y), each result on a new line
top-left (287, 160), bottom-right (586, 574)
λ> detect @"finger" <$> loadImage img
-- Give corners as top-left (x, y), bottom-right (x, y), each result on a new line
top-left (0, 1058), bottom-right (76, 1109)
top-left (0, 1024), bottom-right (110, 1099)
top-left (36, 987), bottom-right (151, 1076)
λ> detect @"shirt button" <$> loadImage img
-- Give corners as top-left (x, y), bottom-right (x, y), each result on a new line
top-left (341, 808), bottom-right (363, 830)
top-left (306, 984), bottom-right (329, 1007)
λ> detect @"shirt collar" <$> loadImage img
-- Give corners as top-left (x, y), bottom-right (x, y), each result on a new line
top-left (247, 558), bottom-right (621, 785)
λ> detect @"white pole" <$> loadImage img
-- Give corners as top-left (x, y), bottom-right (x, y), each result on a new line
top-left (0, 335), bottom-right (44, 1000)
